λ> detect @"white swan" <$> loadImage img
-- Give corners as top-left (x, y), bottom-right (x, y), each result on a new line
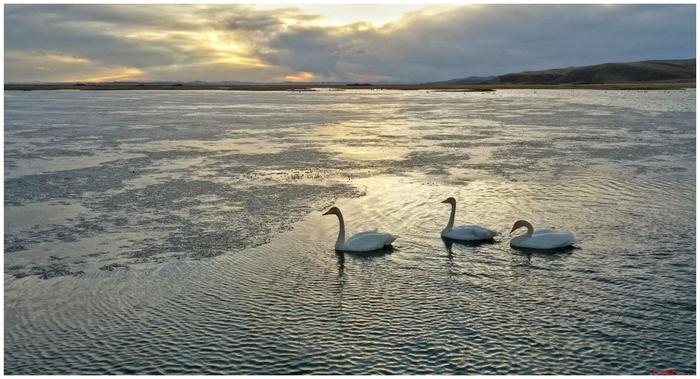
top-left (322, 207), bottom-right (398, 252)
top-left (440, 197), bottom-right (498, 241)
top-left (509, 220), bottom-right (576, 250)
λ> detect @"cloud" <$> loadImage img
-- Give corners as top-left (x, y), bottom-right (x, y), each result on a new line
top-left (6, 50), bottom-right (91, 65)
top-left (4, 4), bottom-right (695, 82)
top-left (275, 71), bottom-right (319, 82)
top-left (261, 4), bottom-right (695, 81)
top-left (4, 50), bottom-right (145, 82)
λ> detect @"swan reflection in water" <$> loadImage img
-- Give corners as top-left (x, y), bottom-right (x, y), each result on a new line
top-left (335, 250), bottom-right (345, 278)
top-left (442, 237), bottom-right (497, 253)
top-left (510, 245), bottom-right (576, 262)
top-left (335, 246), bottom-right (395, 278)
top-left (442, 236), bottom-right (573, 269)
top-left (333, 248), bottom-right (394, 300)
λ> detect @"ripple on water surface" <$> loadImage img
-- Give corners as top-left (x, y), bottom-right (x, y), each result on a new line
top-left (4, 90), bottom-right (696, 374)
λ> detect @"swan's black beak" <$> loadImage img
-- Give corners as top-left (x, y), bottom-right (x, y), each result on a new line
top-left (441, 199), bottom-right (450, 204)
top-left (322, 209), bottom-right (332, 216)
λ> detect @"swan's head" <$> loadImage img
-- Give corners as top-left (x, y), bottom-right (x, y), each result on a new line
top-left (441, 197), bottom-right (456, 205)
top-left (322, 207), bottom-right (341, 216)
top-left (510, 220), bottom-right (534, 235)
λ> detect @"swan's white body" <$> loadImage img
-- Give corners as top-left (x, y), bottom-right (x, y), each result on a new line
top-left (442, 225), bottom-right (498, 241)
top-left (440, 197), bottom-right (498, 241)
top-left (323, 207), bottom-right (397, 252)
top-left (509, 220), bottom-right (576, 249)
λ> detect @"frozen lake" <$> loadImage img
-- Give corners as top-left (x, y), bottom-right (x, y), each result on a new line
top-left (4, 89), bottom-right (696, 374)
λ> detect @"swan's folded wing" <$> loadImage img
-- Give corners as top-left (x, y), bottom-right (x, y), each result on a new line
top-left (531, 231), bottom-right (576, 249)
top-left (345, 232), bottom-right (396, 252)
top-left (348, 229), bottom-right (378, 238)
top-left (382, 233), bottom-right (398, 246)
top-left (447, 225), bottom-right (497, 240)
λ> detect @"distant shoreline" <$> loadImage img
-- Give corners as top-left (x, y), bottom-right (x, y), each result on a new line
top-left (4, 82), bottom-right (695, 91)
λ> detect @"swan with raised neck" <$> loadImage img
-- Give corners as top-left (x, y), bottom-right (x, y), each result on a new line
top-left (322, 206), bottom-right (345, 250)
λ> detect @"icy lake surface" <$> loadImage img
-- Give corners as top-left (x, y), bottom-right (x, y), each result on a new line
top-left (4, 89), bottom-right (696, 374)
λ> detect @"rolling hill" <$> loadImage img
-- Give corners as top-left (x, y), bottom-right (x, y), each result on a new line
top-left (442, 58), bottom-right (695, 85)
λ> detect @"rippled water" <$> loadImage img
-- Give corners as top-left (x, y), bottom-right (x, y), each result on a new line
top-left (4, 89), bottom-right (696, 374)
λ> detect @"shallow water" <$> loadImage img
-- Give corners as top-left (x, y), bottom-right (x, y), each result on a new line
top-left (4, 89), bottom-right (696, 374)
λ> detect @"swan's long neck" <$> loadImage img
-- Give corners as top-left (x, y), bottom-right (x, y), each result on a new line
top-left (334, 211), bottom-right (346, 250)
top-left (523, 223), bottom-right (534, 237)
top-left (444, 202), bottom-right (456, 232)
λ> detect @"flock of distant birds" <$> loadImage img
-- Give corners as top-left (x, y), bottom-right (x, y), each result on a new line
top-left (323, 197), bottom-right (577, 252)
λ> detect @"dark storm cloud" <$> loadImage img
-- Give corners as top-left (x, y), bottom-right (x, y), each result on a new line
top-left (4, 5), bottom-right (201, 69)
top-left (4, 4), bottom-right (695, 82)
top-left (262, 26), bottom-right (354, 78)
top-left (225, 14), bottom-right (281, 32)
top-left (262, 4), bottom-right (696, 81)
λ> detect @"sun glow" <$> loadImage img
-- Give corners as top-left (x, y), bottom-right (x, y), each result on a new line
top-left (5, 50), bottom-right (92, 65)
top-left (3, 5), bottom-right (459, 82)
top-left (45, 53), bottom-right (91, 64)
top-left (68, 67), bottom-right (144, 83)
top-left (205, 32), bottom-right (248, 54)
top-left (278, 71), bottom-right (318, 82)
top-left (258, 4), bottom-right (430, 27)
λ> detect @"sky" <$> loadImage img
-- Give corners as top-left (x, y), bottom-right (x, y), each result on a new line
top-left (4, 4), bottom-right (696, 83)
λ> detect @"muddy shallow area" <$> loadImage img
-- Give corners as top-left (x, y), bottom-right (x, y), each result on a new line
top-left (4, 89), bottom-right (696, 374)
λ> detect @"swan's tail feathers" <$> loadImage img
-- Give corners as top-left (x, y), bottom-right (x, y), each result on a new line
top-left (385, 234), bottom-right (399, 246)
top-left (476, 228), bottom-right (499, 240)
top-left (571, 240), bottom-right (582, 249)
